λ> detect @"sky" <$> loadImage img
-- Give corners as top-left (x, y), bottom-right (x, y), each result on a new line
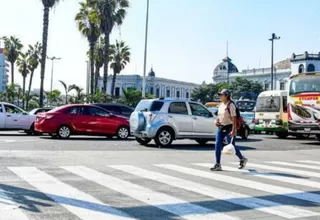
top-left (1, 0), bottom-right (320, 92)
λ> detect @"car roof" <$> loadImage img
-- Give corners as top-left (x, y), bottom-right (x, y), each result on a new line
top-left (94, 103), bottom-right (129, 107)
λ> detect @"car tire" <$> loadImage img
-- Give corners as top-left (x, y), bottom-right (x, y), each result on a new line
top-left (25, 123), bottom-right (35, 135)
top-left (57, 125), bottom-right (71, 139)
top-left (276, 132), bottom-right (288, 139)
top-left (154, 128), bottom-right (173, 147)
top-left (116, 126), bottom-right (129, 140)
top-left (136, 137), bottom-right (152, 145)
top-left (241, 127), bottom-right (249, 140)
top-left (195, 139), bottom-right (208, 145)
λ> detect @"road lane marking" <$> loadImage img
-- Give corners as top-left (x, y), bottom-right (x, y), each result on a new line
top-left (216, 164), bottom-right (320, 189)
top-left (297, 160), bottom-right (320, 165)
top-left (110, 165), bottom-right (316, 219)
top-left (8, 167), bottom-right (135, 220)
top-left (267, 161), bottom-right (320, 170)
top-left (62, 166), bottom-right (239, 220)
top-left (230, 162), bottom-right (320, 179)
top-left (0, 189), bottom-right (30, 220)
top-left (157, 164), bottom-right (320, 205)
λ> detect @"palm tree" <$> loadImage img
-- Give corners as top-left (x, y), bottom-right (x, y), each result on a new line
top-left (69, 85), bottom-right (86, 104)
top-left (17, 53), bottom-right (30, 109)
top-left (109, 40), bottom-right (130, 97)
top-left (93, 37), bottom-right (105, 93)
top-left (26, 42), bottom-right (42, 109)
top-left (76, 1), bottom-right (100, 96)
top-left (89, 0), bottom-right (129, 94)
top-left (58, 80), bottom-right (75, 104)
top-left (39, 0), bottom-right (62, 107)
top-left (3, 36), bottom-right (23, 85)
top-left (45, 89), bottom-right (62, 106)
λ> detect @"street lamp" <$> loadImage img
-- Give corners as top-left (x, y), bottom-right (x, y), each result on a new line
top-left (47, 56), bottom-right (61, 93)
top-left (142, 0), bottom-right (149, 98)
top-left (269, 33), bottom-right (280, 90)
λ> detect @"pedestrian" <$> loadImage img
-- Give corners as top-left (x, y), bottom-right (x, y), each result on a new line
top-left (211, 89), bottom-right (248, 171)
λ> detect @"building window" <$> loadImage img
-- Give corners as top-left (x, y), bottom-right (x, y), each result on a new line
top-left (115, 87), bottom-right (120, 97)
top-left (307, 64), bottom-right (315, 72)
top-left (150, 87), bottom-right (154, 95)
top-left (166, 89), bottom-right (170, 97)
top-left (264, 83), bottom-right (269, 91)
top-left (298, 64), bottom-right (305, 73)
top-left (156, 88), bottom-right (160, 97)
top-left (186, 92), bottom-right (189, 99)
top-left (176, 90), bottom-right (180, 98)
top-left (280, 82), bottom-right (285, 90)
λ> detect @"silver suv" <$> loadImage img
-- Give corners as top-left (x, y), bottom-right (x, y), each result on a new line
top-left (130, 98), bottom-right (218, 147)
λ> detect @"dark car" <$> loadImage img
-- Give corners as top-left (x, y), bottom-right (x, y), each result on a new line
top-left (93, 103), bottom-right (134, 118)
top-left (29, 107), bottom-right (53, 115)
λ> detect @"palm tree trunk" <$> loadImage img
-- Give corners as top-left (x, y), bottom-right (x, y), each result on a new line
top-left (94, 64), bottom-right (100, 94)
top-left (26, 70), bottom-right (35, 110)
top-left (111, 70), bottom-right (117, 97)
top-left (10, 62), bottom-right (14, 85)
top-left (22, 76), bottom-right (26, 109)
top-left (39, 6), bottom-right (50, 107)
top-left (102, 33), bottom-right (110, 94)
top-left (89, 42), bottom-right (95, 97)
top-left (65, 89), bottom-right (68, 105)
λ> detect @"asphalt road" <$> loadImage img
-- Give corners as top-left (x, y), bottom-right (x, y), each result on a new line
top-left (0, 131), bottom-right (320, 220)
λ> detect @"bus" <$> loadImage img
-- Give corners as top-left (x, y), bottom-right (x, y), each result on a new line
top-left (288, 72), bottom-right (320, 141)
top-left (254, 90), bottom-right (289, 138)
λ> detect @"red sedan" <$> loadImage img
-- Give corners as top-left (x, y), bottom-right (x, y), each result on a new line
top-left (35, 104), bottom-right (130, 139)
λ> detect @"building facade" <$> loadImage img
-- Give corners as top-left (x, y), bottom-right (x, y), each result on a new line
top-left (0, 48), bottom-right (9, 92)
top-left (212, 52), bottom-right (320, 91)
top-left (97, 68), bottom-right (200, 99)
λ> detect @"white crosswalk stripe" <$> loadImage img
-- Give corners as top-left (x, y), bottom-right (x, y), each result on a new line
top-left (267, 161), bottom-right (320, 170)
top-left (1, 160), bottom-right (320, 220)
top-left (8, 167), bottom-right (136, 220)
top-left (110, 165), bottom-right (317, 219)
top-left (62, 166), bottom-right (238, 220)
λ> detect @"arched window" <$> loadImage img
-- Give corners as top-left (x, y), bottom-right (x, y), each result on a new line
top-left (298, 64), bottom-right (305, 73)
top-left (307, 64), bottom-right (315, 72)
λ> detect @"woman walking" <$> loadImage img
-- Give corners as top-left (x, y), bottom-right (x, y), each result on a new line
top-left (211, 89), bottom-right (248, 171)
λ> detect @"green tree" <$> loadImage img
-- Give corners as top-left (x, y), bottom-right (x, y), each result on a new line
top-left (119, 87), bottom-right (153, 107)
top-left (0, 84), bottom-right (18, 102)
top-left (69, 85), bottom-right (86, 104)
top-left (3, 36), bottom-right (23, 85)
top-left (191, 83), bottom-right (223, 104)
top-left (58, 80), bottom-right (76, 104)
top-left (45, 89), bottom-right (62, 106)
top-left (89, 90), bottom-right (113, 103)
top-left (39, 0), bottom-right (62, 107)
top-left (17, 52), bottom-right (30, 109)
top-left (93, 37), bottom-right (105, 93)
top-left (228, 77), bottom-right (263, 99)
top-left (76, 1), bottom-right (100, 96)
top-left (90, 0), bottom-right (130, 93)
top-left (26, 42), bottom-right (42, 109)
top-left (110, 40), bottom-right (130, 97)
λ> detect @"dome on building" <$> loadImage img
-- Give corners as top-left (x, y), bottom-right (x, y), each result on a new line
top-left (148, 68), bottom-right (155, 77)
top-left (274, 58), bottom-right (291, 69)
top-left (213, 56), bottom-right (238, 76)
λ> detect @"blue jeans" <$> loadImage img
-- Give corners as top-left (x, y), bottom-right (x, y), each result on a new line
top-left (215, 126), bottom-right (244, 164)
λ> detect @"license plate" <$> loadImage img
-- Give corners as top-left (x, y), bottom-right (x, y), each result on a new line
top-left (304, 128), bottom-right (311, 132)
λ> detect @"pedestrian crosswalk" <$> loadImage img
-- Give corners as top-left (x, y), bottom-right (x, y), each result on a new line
top-left (1, 160), bottom-right (320, 220)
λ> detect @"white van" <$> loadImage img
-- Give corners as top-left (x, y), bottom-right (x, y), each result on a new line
top-left (254, 90), bottom-right (288, 138)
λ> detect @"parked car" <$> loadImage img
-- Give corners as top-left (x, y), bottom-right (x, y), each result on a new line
top-left (240, 112), bottom-right (255, 131)
top-left (29, 107), bottom-right (53, 115)
top-left (35, 104), bottom-right (130, 139)
top-left (130, 98), bottom-right (218, 147)
top-left (0, 102), bottom-right (36, 134)
top-left (94, 103), bottom-right (134, 118)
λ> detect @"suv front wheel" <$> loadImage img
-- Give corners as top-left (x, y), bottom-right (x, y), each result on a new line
top-left (155, 128), bottom-right (173, 147)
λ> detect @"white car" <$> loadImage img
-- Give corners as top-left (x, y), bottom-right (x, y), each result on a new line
top-left (0, 102), bottom-right (36, 134)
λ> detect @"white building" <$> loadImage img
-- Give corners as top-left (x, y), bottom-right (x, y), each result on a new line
top-left (212, 51), bottom-right (320, 91)
top-left (0, 48), bottom-right (9, 92)
top-left (97, 68), bottom-right (200, 99)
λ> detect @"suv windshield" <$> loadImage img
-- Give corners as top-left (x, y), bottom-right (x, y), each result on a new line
top-left (135, 100), bottom-right (164, 112)
top-left (256, 96), bottom-right (280, 112)
top-left (289, 76), bottom-right (320, 95)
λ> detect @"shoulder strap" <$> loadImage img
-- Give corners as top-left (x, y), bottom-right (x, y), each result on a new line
top-left (226, 101), bottom-right (234, 115)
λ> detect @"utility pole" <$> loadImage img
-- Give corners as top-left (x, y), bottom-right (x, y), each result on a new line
top-left (142, 0), bottom-right (149, 98)
top-left (269, 33), bottom-right (280, 90)
top-left (47, 56), bottom-right (61, 106)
